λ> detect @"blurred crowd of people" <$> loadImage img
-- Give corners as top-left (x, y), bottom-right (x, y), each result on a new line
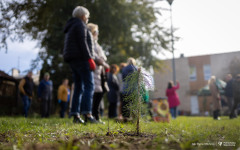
top-left (209, 74), bottom-right (240, 120)
top-left (18, 6), bottom-right (143, 124)
top-left (19, 72), bottom-right (53, 118)
top-left (18, 5), bottom-right (240, 123)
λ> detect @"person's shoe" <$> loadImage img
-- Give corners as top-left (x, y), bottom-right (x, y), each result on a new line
top-left (97, 119), bottom-right (105, 124)
top-left (73, 116), bottom-right (85, 124)
top-left (84, 115), bottom-right (98, 124)
top-left (215, 110), bottom-right (221, 120)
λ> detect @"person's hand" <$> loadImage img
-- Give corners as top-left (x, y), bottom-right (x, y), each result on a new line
top-left (95, 58), bottom-right (104, 65)
top-left (29, 97), bottom-right (32, 101)
top-left (118, 114), bottom-right (123, 120)
top-left (22, 91), bottom-right (27, 96)
top-left (88, 58), bottom-right (96, 71)
top-left (103, 62), bottom-right (110, 69)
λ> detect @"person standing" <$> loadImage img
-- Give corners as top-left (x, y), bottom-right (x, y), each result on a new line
top-left (230, 74), bottom-right (240, 119)
top-left (63, 6), bottom-right (96, 124)
top-left (166, 81), bottom-right (180, 119)
top-left (87, 23), bottom-right (109, 123)
top-left (117, 63), bottom-right (127, 119)
top-left (224, 74), bottom-right (233, 114)
top-left (38, 72), bottom-right (53, 118)
top-left (58, 79), bottom-right (71, 118)
top-left (121, 58), bottom-right (137, 120)
top-left (19, 71), bottom-right (34, 117)
top-left (208, 76), bottom-right (221, 120)
top-left (107, 64), bottom-right (120, 118)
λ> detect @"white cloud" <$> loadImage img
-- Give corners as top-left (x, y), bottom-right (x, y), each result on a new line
top-left (7, 40), bottom-right (39, 54)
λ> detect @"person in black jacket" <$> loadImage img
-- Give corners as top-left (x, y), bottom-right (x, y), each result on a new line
top-left (63, 6), bottom-right (97, 124)
top-left (107, 64), bottom-right (120, 118)
top-left (225, 74), bottom-right (233, 114)
top-left (19, 71), bottom-right (34, 117)
top-left (230, 74), bottom-right (240, 119)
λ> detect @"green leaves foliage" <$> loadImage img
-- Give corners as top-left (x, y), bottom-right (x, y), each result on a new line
top-left (0, 0), bottom-right (170, 67)
top-left (0, 0), bottom-right (170, 106)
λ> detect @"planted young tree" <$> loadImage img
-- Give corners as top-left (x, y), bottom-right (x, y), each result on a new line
top-left (123, 67), bottom-right (154, 135)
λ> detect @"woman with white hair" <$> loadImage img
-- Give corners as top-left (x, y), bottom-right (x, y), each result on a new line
top-left (209, 76), bottom-right (221, 120)
top-left (87, 23), bottom-right (109, 124)
top-left (63, 6), bottom-right (97, 124)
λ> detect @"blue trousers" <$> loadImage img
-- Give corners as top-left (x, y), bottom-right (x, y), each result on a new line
top-left (70, 61), bottom-right (94, 116)
top-left (60, 101), bottom-right (68, 118)
top-left (22, 95), bottom-right (31, 117)
top-left (170, 107), bottom-right (177, 119)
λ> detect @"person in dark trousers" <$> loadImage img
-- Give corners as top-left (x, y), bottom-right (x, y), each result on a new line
top-left (58, 79), bottom-right (71, 118)
top-left (88, 23), bottom-right (109, 124)
top-left (19, 71), bottom-right (34, 117)
top-left (63, 6), bottom-right (96, 124)
top-left (224, 74), bottom-right (233, 114)
top-left (107, 64), bottom-right (120, 118)
top-left (121, 58), bottom-right (137, 121)
top-left (230, 74), bottom-right (240, 119)
top-left (38, 72), bottom-right (53, 118)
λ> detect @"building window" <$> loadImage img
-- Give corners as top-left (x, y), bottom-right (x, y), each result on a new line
top-left (203, 64), bottom-right (211, 81)
top-left (189, 66), bottom-right (197, 81)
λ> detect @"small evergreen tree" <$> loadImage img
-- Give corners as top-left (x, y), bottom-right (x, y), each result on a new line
top-left (123, 67), bottom-right (154, 135)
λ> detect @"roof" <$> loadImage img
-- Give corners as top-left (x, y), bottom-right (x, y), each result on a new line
top-left (0, 70), bottom-right (17, 82)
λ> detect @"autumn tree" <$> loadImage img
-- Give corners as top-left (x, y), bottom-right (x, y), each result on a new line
top-left (0, 0), bottom-right (171, 109)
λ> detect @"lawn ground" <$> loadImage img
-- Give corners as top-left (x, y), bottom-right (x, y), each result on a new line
top-left (0, 116), bottom-right (239, 150)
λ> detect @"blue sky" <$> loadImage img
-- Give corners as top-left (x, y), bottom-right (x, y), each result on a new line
top-left (0, 0), bottom-right (240, 74)
top-left (0, 40), bottom-right (39, 74)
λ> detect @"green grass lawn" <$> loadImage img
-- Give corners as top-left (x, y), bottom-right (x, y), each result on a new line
top-left (0, 116), bottom-right (239, 150)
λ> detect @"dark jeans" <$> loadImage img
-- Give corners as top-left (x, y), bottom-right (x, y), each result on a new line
top-left (22, 95), bottom-right (31, 117)
top-left (230, 97), bottom-right (240, 117)
top-left (121, 94), bottom-right (131, 118)
top-left (70, 61), bottom-right (94, 116)
top-left (60, 101), bottom-right (68, 118)
top-left (109, 102), bottom-right (117, 118)
top-left (170, 107), bottom-right (177, 119)
top-left (226, 97), bottom-right (234, 114)
top-left (92, 92), bottom-right (104, 120)
top-left (41, 99), bottom-right (51, 118)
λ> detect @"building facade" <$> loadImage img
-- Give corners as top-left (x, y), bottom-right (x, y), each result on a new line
top-left (153, 51), bottom-right (240, 115)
